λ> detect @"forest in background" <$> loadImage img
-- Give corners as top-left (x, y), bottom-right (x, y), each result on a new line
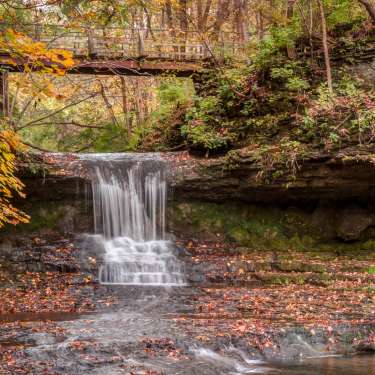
top-left (1, 0), bottom-right (375, 226)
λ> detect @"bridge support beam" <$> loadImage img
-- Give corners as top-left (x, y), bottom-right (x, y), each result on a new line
top-left (0, 71), bottom-right (9, 119)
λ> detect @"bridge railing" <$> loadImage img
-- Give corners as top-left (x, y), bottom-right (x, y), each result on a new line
top-left (0, 24), bottom-right (246, 61)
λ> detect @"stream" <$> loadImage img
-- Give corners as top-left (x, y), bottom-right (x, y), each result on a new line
top-left (4, 285), bottom-right (374, 374)
top-left (1, 153), bottom-right (374, 374)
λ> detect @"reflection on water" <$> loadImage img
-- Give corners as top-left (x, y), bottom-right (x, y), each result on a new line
top-left (188, 346), bottom-right (375, 375)
top-left (269, 355), bottom-right (375, 375)
top-left (0, 311), bottom-right (85, 323)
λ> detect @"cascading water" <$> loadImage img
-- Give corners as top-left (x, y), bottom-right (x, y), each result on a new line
top-left (81, 154), bottom-right (185, 286)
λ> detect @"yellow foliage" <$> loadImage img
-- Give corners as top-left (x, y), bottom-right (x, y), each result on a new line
top-left (0, 29), bottom-right (74, 75)
top-left (0, 129), bottom-right (29, 228)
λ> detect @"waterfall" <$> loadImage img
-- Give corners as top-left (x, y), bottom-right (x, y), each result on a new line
top-left (80, 154), bottom-right (185, 286)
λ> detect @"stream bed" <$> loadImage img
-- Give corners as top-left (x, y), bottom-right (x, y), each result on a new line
top-left (1, 283), bottom-right (374, 374)
top-left (1, 153), bottom-right (374, 374)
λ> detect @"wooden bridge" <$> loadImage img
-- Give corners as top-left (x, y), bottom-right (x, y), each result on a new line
top-left (0, 24), bottom-right (245, 76)
top-left (0, 24), bottom-right (245, 117)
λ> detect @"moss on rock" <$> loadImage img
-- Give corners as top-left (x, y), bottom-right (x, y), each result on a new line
top-left (170, 200), bottom-right (375, 254)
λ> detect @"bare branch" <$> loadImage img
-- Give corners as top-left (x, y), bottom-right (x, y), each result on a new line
top-left (20, 93), bottom-right (99, 129)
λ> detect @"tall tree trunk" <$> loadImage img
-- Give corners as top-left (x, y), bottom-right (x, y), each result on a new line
top-left (0, 72), bottom-right (9, 119)
top-left (178, 0), bottom-right (188, 30)
top-left (87, 27), bottom-right (96, 58)
top-left (202, 0), bottom-right (212, 32)
top-left (197, 0), bottom-right (203, 30)
top-left (99, 81), bottom-right (119, 126)
top-left (358, 0), bottom-right (375, 24)
top-left (120, 77), bottom-right (131, 139)
top-left (317, 0), bottom-right (333, 94)
top-left (234, 0), bottom-right (245, 41)
top-left (286, 0), bottom-right (295, 18)
top-left (308, 0), bottom-right (315, 63)
top-left (165, 0), bottom-right (174, 30)
top-left (178, 0), bottom-right (188, 59)
top-left (213, 0), bottom-right (232, 39)
top-left (286, 0), bottom-right (296, 58)
top-left (197, 0), bottom-right (213, 31)
top-left (256, 11), bottom-right (265, 40)
top-left (134, 78), bottom-right (141, 128)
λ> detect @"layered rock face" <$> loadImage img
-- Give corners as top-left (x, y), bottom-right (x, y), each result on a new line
top-left (5, 149), bottom-right (375, 250)
top-left (168, 148), bottom-right (375, 246)
top-left (171, 147), bottom-right (375, 204)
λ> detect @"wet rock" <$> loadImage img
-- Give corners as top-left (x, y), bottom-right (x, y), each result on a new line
top-left (311, 203), bottom-right (337, 241)
top-left (0, 239), bottom-right (13, 256)
top-left (27, 332), bottom-right (57, 346)
top-left (275, 260), bottom-right (303, 272)
top-left (27, 262), bottom-right (45, 272)
top-left (227, 260), bottom-right (254, 274)
top-left (336, 206), bottom-right (373, 241)
top-left (301, 263), bottom-right (326, 273)
top-left (12, 263), bottom-right (28, 273)
top-left (253, 262), bottom-right (272, 272)
top-left (357, 339), bottom-right (375, 352)
top-left (9, 249), bottom-right (31, 262)
top-left (275, 261), bottom-right (327, 273)
top-left (176, 245), bottom-right (192, 257)
top-left (307, 272), bottom-right (332, 286)
top-left (44, 262), bottom-right (79, 273)
top-left (228, 247), bottom-right (250, 255)
top-left (187, 273), bottom-right (206, 283)
top-left (253, 273), bottom-right (293, 285)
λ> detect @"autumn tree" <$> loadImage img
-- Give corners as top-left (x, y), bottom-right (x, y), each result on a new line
top-left (0, 12), bottom-right (74, 227)
top-left (0, 130), bottom-right (29, 228)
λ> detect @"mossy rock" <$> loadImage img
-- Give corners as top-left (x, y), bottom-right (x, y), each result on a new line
top-left (255, 272), bottom-right (308, 285)
top-left (276, 260), bottom-right (304, 272)
top-left (170, 200), bottom-right (375, 255)
top-left (301, 263), bottom-right (327, 273)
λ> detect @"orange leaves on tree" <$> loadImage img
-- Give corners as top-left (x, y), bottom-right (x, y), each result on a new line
top-left (0, 129), bottom-right (29, 228)
top-left (0, 29), bottom-right (74, 76)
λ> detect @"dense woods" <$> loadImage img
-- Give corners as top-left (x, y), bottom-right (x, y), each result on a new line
top-left (0, 0), bottom-right (375, 221)
top-left (0, 3), bottom-right (375, 374)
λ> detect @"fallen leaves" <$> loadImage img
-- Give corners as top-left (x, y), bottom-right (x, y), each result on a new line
top-left (0, 272), bottom-right (95, 315)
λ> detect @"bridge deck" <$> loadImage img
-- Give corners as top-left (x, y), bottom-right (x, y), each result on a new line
top-left (0, 24), bottom-right (245, 76)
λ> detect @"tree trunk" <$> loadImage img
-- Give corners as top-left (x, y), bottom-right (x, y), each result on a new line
top-left (197, 0), bottom-right (212, 31)
top-left (286, 0), bottom-right (295, 18)
top-left (286, 0), bottom-right (296, 59)
top-left (178, 0), bottom-right (188, 59)
top-left (0, 71), bottom-right (9, 119)
top-left (202, 0), bottom-right (212, 31)
top-left (317, 0), bottom-right (333, 94)
top-left (213, 0), bottom-right (232, 39)
top-left (99, 81), bottom-right (119, 126)
top-left (234, 0), bottom-right (245, 41)
top-left (358, 0), bottom-right (375, 24)
top-left (165, 0), bottom-right (174, 30)
top-left (120, 77), bottom-right (131, 139)
top-left (197, 0), bottom-right (203, 30)
top-left (256, 11), bottom-right (265, 40)
top-left (178, 0), bottom-right (188, 30)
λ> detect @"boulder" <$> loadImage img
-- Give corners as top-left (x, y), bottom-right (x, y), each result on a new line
top-left (336, 206), bottom-right (373, 241)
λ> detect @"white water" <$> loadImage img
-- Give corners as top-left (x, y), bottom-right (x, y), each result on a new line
top-left (82, 154), bottom-right (185, 286)
top-left (192, 347), bottom-right (268, 374)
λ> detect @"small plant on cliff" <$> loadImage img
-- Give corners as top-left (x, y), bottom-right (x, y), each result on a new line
top-left (0, 129), bottom-right (29, 228)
